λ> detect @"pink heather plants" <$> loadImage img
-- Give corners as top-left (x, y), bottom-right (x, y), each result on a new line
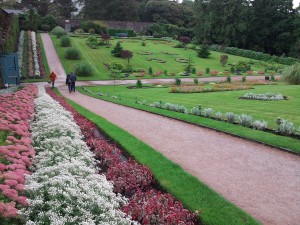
top-left (46, 87), bottom-right (199, 224)
top-left (0, 84), bottom-right (37, 221)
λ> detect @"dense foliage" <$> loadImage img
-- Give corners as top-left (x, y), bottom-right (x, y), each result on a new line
top-left (194, 0), bottom-right (300, 58)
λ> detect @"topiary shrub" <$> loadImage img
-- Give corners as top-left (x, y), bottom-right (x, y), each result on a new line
top-left (60, 35), bottom-right (71, 47)
top-left (283, 63), bottom-right (300, 85)
top-left (65, 48), bottom-right (81, 60)
top-left (75, 62), bottom-right (93, 76)
top-left (51, 26), bottom-right (67, 38)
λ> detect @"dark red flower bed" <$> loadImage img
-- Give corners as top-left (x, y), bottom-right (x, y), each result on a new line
top-left (45, 87), bottom-right (200, 224)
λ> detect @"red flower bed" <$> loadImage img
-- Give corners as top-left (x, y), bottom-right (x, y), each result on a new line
top-left (122, 189), bottom-right (198, 225)
top-left (45, 87), bottom-right (200, 224)
top-left (0, 85), bottom-right (37, 220)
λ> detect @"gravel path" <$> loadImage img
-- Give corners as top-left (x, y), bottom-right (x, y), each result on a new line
top-left (41, 33), bottom-right (300, 225)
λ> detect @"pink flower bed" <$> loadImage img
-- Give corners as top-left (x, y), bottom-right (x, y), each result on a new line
top-left (0, 84), bottom-right (37, 219)
top-left (45, 87), bottom-right (199, 224)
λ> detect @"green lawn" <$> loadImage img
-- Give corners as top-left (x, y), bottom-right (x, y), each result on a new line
top-left (79, 83), bottom-right (300, 153)
top-left (52, 35), bottom-right (282, 81)
top-left (84, 83), bottom-right (300, 130)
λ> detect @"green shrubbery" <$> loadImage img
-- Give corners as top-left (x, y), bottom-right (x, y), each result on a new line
top-left (3, 15), bottom-right (19, 53)
top-left (283, 63), bottom-right (300, 85)
top-left (108, 28), bottom-right (135, 37)
top-left (75, 62), bottom-right (93, 76)
top-left (210, 44), bottom-right (298, 65)
top-left (51, 26), bottom-right (67, 38)
top-left (65, 48), bottom-right (81, 60)
top-left (60, 35), bottom-right (71, 47)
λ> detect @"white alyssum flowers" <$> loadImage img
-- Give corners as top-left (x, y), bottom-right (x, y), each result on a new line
top-left (22, 87), bottom-right (137, 225)
top-left (18, 30), bottom-right (24, 77)
top-left (31, 31), bottom-right (40, 77)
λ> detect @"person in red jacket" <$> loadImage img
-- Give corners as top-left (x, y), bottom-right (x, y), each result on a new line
top-left (49, 71), bottom-right (57, 89)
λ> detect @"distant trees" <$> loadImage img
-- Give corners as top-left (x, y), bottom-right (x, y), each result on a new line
top-left (194, 0), bottom-right (298, 57)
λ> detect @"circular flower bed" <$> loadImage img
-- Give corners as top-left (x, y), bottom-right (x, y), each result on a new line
top-left (137, 51), bottom-right (153, 55)
top-left (176, 58), bottom-right (189, 63)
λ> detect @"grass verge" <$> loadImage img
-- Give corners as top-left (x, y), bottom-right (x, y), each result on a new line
top-left (38, 32), bottom-right (50, 76)
top-left (54, 89), bottom-right (260, 225)
top-left (78, 88), bottom-right (300, 154)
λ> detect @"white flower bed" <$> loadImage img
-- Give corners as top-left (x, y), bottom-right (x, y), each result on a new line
top-left (21, 87), bottom-right (136, 225)
top-left (242, 92), bottom-right (284, 100)
top-left (31, 31), bottom-right (40, 77)
top-left (18, 30), bottom-right (24, 77)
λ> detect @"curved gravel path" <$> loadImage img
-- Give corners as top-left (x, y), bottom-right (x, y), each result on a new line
top-left (41, 33), bottom-right (300, 225)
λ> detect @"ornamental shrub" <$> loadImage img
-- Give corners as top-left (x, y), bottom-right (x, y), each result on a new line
top-left (40, 24), bottom-right (51, 32)
top-left (215, 111), bottom-right (223, 120)
top-left (191, 107), bottom-right (201, 116)
top-left (237, 114), bottom-right (253, 127)
top-left (253, 120), bottom-right (268, 130)
top-left (136, 79), bottom-right (142, 88)
top-left (278, 119), bottom-right (294, 135)
top-left (109, 62), bottom-right (124, 71)
top-left (111, 42), bottom-right (123, 57)
top-left (225, 112), bottom-right (236, 123)
top-left (51, 26), bottom-right (66, 38)
top-left (203, 108), bottom-right (214, 118)
top-left (175, 77), bottom-right (181, 86)
top-left (60, 35), bottom-right (71, 47)
top-left (194, 78), bottom-right (199, 85)
top-left (65, 48), bottom-right (81, 60)
top-left (198, 45), bottom-right (211, 58)
top-left (283, 63), bottom-right (300, 85)
top-left (75, 62), bottom-right (93, 76)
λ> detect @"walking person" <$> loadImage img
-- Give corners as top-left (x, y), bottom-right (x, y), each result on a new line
top-left (66, 73), bottom-right (72, 93)
top-left (69, 72), bottom-right (77, 92)
top-left (49, 71), bottom-right (57, 89)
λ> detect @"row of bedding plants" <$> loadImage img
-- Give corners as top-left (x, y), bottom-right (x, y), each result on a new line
top-left (0, 84), bottom-right (37, 223)
top-left (17, 31), bottom-right (45, 79)
top-left (45, 87), bottom-right (200, 225)
top-left (22, 86), bottom-right (136, 224)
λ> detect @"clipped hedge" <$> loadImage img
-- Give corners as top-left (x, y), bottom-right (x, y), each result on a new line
top-left (209, 44), bottom-right (299, 66)
top-left (65, 47), bottom-right (81, 60)
top-left (108, 28), bottom-right (135, 37)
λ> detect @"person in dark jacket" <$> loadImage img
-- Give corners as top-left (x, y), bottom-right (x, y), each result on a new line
top-left (69, 72), bottom-right (77, 92)
top-left (66, 73), bottom-right (72, 93)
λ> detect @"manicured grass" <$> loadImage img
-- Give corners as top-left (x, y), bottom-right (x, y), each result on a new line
top-left (38, 33), bottom-right (50, 76)
top-left (83, 83), bottom-right (300, 130)
top-left (52, 35), bottom-right (282, 81)
top-left (56, 90), bottom-right (260, 225)
top-left (78, 85), bottom-right (300, 154)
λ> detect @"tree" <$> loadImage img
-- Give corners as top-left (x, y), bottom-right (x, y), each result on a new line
top-left (101, 33), bottom-right (111, 44)
top-left (111, 41), bottom-right (123, 57)
top-left (179, 36), bottom-right (191, 49)
top-left (121, 50), bottom-right (133, 65)
top-left (109, 65), bottom-right (121, 91)
top-left (197, 44), bottom-right (210, 58)
top-left (220, 55), bottom-right (228, 66)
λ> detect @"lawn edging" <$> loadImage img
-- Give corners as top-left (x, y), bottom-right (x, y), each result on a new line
top-left (58, 91), bottom-right (260, 225)
top-left (78, 87), bottom-right (300, 155)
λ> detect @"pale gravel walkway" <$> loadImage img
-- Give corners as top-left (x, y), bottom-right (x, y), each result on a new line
top-left (41, 33), bottom-right (300, 225)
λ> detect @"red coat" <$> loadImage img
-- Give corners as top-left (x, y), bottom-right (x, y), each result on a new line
top-left (49, 72), bottom-right (57, 81)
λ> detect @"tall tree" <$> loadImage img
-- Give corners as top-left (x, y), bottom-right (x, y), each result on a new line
top-left (250, 0), bottom-right (295, 54)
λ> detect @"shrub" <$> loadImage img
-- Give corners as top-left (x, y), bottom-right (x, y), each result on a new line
top-left (237, 114), bottom-right (253, 127)
top-left (220, 55), bottom-right (228, 66)
top-left (206, 68), bottom-right (210, 74)
top-left (203, 108), bottom-right (214, 118)
top-left (283, 63), bottom-right (300, 85)
top-left (141, 41), bottom-right (146, 46)
top-left (194, 78), bottom-right (199, 85)
top-left (226, 76), bottom-right (231, 83)
top-left (253, 120), bottom-right (268, 130)
top-left (60, 35), bottom-right (71, 47)
top-left (74, 29), bottom-right (84, 34)
top-left (136, 79), bottom-right (142, 88)
top-left (86, 36), bottom-right (98, 47)
top-left (75, 62), bottom-right (93, 76)
top-left (175, 77), bottom-right (181, 86)
top-left (51, 26), bottom-right (66, 38)
top-left (225, 112), bottom-right (236, 123)
top-left (198, 45), bottom-right (211, 58)
top-left (40, 15), bottom-right (57, 30)
top-left (242, 75), bottom-right (246, 82)
top-left (278, 119), bottom-right (294, 135)
top-left (215, 111), bottom-right (223, 120)
top-left (111, 42), bottom-right (123, 57)
top-left (165, 103), bottom-right (188, 114)
top-left (123, 65), bottom-right (133, 73)
top-left (151, 102), bottom-right (162, 108)
top-left (191, 107), bottom-right (201, 116)
top-left (109, 62), bottom-right (124, 71)
top-left (40, 24), bottom-right (51, 32)
top-left (88, 28), bottom-right (95, 34)
top-left (65, 48), bottom-right (81, 60)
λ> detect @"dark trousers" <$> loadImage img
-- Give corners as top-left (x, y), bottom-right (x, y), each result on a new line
top-left (68, 83), bottom-right (72, 92)
top-left (71, 82), bottom-right (76, 92)
top-left (51, 80), bottom-right (55, 88)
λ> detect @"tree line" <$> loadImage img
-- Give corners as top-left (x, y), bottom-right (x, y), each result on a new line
top-left (0, 0), bottom-right (299, 58)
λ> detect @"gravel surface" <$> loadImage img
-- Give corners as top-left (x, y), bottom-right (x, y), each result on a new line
top-left (41, 33), bottom-right (300, 225)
